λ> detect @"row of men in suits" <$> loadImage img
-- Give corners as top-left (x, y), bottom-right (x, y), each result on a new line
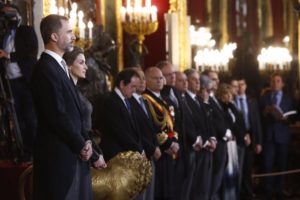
top-left (99, 61), bottom-right (295, 200)
top-left (98, 63), bottom-right (229, 200)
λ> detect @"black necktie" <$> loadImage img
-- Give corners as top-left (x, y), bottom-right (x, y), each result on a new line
top-left (125, 98), bottom-right (132, 115)
top-left (139, 96), bottom-right (149, 117)
top-left (169, 89), bottom-right (179, 107)
top-left (194, 96), bottom-right (201, 108)
top-left (272, 92), bottom-right (278, 105)
top-left (181, 94), bottom-right (192, 114)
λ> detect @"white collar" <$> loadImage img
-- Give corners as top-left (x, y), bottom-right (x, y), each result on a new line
top-left (44, 49), bottom-right (64, 66)
top-left (133, 93), bottom-right (142, 102)
top-left (187, 90), bottom-right (197, 99)
top-left (147, 89), bottom-right (161, 99)
top-left (114, 87), bottom-right (126, 101)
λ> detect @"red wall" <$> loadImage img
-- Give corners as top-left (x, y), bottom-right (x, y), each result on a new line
top-left (143, 0), bottom-right (170, 67)
top-left (270, 0), bottom-right (284, 43)
top-left (187, 0), bottom-right (206, 26)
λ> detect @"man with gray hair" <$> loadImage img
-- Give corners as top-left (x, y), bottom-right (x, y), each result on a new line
top-left (183, 68), bottom-right (216, 200)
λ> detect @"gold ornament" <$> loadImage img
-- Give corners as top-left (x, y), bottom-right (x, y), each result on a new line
top-left (19, 151), bottom-right (152, 200)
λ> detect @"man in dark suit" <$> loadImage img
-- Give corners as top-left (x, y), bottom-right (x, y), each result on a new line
top-left (0, 4), bottom-right (38, 159)
top-left (156, 61), bottom-right (181, 134)
top-left (235, 78), bottom-right (262, 200)
top-left (131, 67), bottom-right (161, 200)
top-left (203, 70), bottom-right (230, 200)
top-left (183, 69), bottom-right (216, 200)
top-left (31, 15), bottom-right (92, 200)
top-left (100, 69), bottom-right (144, 161)
top-left (144, 66), bottom-right (180, 200)
top-left (156, 61), bottom-right (186, 200)
top-left (260, 73), bottom-right (295, 200)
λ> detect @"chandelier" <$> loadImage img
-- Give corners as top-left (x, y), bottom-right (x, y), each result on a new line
top-left (121, 0), bottom-right (158, 55)
top-left (189, 26), bottom-right (215, 48)
top-left (46, 0), bottom-right (94, 49)
top-left (257, 46), bottom-right (292, 71)
top-left (193, 43), bottom-right (237, 72)
top-left (190, 26), bottom-right (236, 71)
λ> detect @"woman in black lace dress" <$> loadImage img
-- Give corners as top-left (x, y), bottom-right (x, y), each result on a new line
top-left (63, 47), bottom-right (107, 199)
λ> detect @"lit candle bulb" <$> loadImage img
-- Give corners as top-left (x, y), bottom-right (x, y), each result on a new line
top-left (49, 0), bottom-right (58, 14)
top-left (78, 11), bottom-right (85, 39)
top-left (65, 8), bottom-right (69, 16)
top-left (127, 6), bottom-right (133, 22)
top-left (79, 23), bottom-right (86, 39)
top-left (135, 0), bottom-right (142, 7)
top-left (87, 21), bottom-right (93, 40)
top-left (121, 6), bottom-right (126, 22)
top-left (58, 7), bottom-right (65, 16)
top-left (71, 2), bottom-right (78, 12)
top-left (151, 6), bottom-right (157, 22)
top-left (135, 6), bottom-right (142, 22)
top-left (127, 0), bottom-right (131, 9)
top-left (146, 0), bottom-right (151, 8)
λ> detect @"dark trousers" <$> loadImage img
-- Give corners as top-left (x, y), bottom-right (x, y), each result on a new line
top-left (154, 153), bottom-right (176, 200)
top-left (263, 142), bottom-right (288, 200)
top-left (190, 150), bottom-right (213, 200)
top-left (240, 146), bottom-right (255, 199)
top-left (210, 142), bottom-right (227, 200)
top-left (180, 151), bottom-right (196, 200)
top-left (237, 145), bottom-right (245, 199)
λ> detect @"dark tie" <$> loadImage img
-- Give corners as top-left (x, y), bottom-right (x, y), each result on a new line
top-left (181, 94), bottom-right (192, 114)
top-left (194, 96), bottom-right (201, 108)
top-left (272, 92), bottom-right (278, 105)
top-left (125, 98), bottom-right (132, 115)
top-left (169, 89), bottom-right (179, 107)
top-left (139, 96), bottom-right (149, 117)
top-left (239, 97), bottom-right (250, 130)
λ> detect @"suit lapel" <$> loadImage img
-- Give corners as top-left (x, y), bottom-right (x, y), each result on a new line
top-left (133, 97), bottom-right (154, 129)
top-left (144, 89), bottom-right (168, 108)
top-left (112, 91), bottom-right (138, 131)
top-left (43, 53), bottom-right (82, 114)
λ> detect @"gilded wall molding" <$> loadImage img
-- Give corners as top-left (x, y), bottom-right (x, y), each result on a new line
top-left (115, 0), bottom-right (124, 72)
top-left (169, 0), bottom-right (190, 71)
top-left (100, 0), bottom-right (106, 30)
top-left (43, 0), bottom-right (51, 16)
top-left (220, 0), bottom-right (228, 47)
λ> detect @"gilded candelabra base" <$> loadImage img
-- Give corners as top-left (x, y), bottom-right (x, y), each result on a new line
top-left (123, 21), bottom-right (158, 54)
top-left (75, 38), bottom-right (93, 50)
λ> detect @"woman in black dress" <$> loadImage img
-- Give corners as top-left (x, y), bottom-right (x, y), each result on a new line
top-left (215, 83), bottom-right (245, 200)
top-left (63, 46), bottom-right (107, 199)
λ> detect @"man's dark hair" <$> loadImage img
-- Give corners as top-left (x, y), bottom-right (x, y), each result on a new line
top-left (271, 71), bottom-right (284, 82)
top-left (184, 68), bottom-right (197, 78)
top-left (114, 68), bottom-right (139, 88)
top-left (40, 14), bottom-right (68, 45)
top-left (202, 69), bottom-right (217, 76)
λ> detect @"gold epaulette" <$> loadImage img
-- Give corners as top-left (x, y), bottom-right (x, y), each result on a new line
top-left (143, 94), bottom-right (174, 132)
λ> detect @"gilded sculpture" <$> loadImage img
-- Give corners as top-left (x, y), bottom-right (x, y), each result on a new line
top-left (19, 151), bottom-right (152, 200)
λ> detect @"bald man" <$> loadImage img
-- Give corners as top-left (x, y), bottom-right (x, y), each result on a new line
top-left (144, 67), bottom-right (179, 200)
